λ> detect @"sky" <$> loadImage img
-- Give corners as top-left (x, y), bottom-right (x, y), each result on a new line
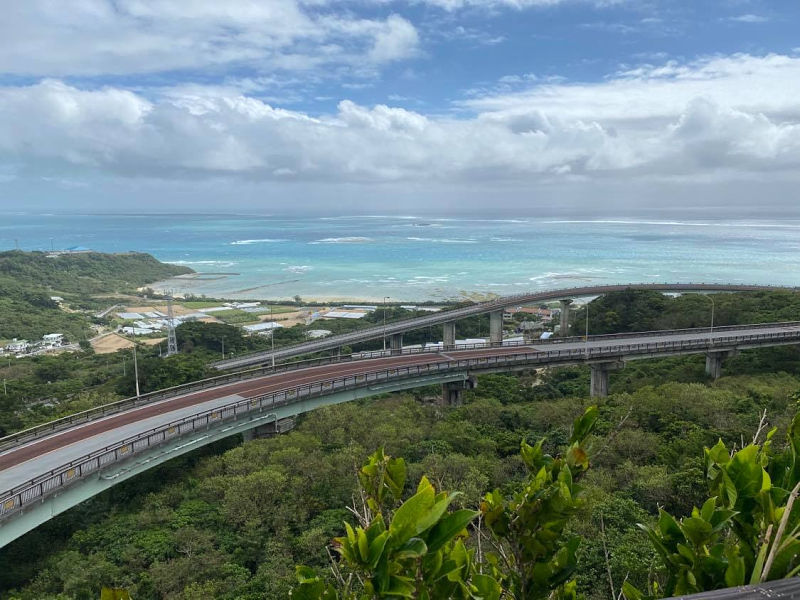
top-left (0, 0), bottom-right (798, 216)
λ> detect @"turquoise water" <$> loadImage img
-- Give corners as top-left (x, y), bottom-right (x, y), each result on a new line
top-left (1, 213), bottom-right (800, 301)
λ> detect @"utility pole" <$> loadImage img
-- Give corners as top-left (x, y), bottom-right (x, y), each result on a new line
top-left (122, 355), bottom-right (126, 376)
top-left (383, 296), bottom-right (390, 351)
top-left (131, 329), bottom-right (141, 398)
top-left (3, 379), bottom-right (6, 396)
top-left (270, 304), bottom-right (275, 368)
top-left (221, 335), bottom-right (225, 360)
top-left (706, 295), bottom-right (715, 347)
top-left (166, 295), bottom-right (178, 356)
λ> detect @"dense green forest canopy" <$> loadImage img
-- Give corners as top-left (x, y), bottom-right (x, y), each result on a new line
top-left (572, 289), bottom-right (800, 335)
top-left (2, 281), bottom-right (800, 598)
top-left (0, 251), bottom-right (191, 296)
top-left (2, 361), bottom-right (799, 599)
top-left (0, 251), bottom-right (190, 342)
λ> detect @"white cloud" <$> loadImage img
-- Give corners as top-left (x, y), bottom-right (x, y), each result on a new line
top-left (460, 54), bottom-right (800, 124)
top-left (729, 14), bottom-right (769, 23)
top-left (400, 0), bottom-right (621, 10)
top-left (1, 54), bottom-right (799, 190)
top-left (368, 15), bottom-right (421, 63)
top-left (0, 0), bottom-right (419, 77)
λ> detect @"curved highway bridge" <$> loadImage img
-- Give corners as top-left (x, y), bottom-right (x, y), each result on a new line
top-left (1, 285), bottom-right (799, 549)
top-left (210, 283), bottom-right (797, 371)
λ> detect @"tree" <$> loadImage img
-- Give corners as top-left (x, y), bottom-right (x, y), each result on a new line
top-left (480, 406), bottom-right (598, 600)
top-left (292, 406), bottom-right (599, 600)
top-left (623, 413), bottom-right (800, 599)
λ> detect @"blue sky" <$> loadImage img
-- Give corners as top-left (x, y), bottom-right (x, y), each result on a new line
top-left (0, 0), bottom-right (798, 215)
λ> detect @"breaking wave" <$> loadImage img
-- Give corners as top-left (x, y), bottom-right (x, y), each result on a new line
top-left (407, 237), bottom-right (478, 244)
top-left (310, 237), bottom-right (374, 244)
top-left (230, 239), bottom-right (287, 245)
top-left (285, 265), bottom-right (314, 273)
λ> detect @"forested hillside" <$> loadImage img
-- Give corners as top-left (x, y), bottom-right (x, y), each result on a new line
top-left (572, 289), bottom-right (800, 334)
top-left (2, 352), bottom-right (800, 599)
top-left (0, 251), bottom-right (191, 296)
top-left (1, 289), bottom-right (800, 599)
top-left (0, 251), bottom-right (191, 341)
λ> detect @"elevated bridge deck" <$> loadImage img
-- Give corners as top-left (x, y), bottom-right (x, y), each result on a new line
top-left (211, 283), bottom-right (798, 370)
top-left (1, 320), bottom-right (799, 548)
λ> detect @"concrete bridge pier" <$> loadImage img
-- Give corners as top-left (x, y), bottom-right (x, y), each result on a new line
top-left (443, 322), bottom-right (456, 349)
top-left (441, 377), bottom-right (477, 407)
top-left (243, 417), bottom-right (295, 442)
top-left (489, 310), bottom-right (503, 345)
top-left (559, 300), bottom-right (573, 337)
top-left (705, 350), bottom-right (737, 380)
top-left (390, 333), bottom-right (403, 356)
top-left (589, 361), bottom-right (624, 397)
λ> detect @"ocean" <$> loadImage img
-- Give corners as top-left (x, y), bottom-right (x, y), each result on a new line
top-left (2, 213), bottom-right (800, 302)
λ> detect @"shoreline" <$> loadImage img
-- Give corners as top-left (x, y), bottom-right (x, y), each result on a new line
top-left (148, 275), bottom-right (499, 304)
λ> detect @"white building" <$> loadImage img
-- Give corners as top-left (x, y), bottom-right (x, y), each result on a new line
top-left (227, 302), bottom-right (261, 309)
top-left (5, 339), bottom-right (29, 353)
top-left (42, 333), bottom-right (64, 347)
top-left (243, 322), bottom-right (284, 335)
top-left (307, 329), bottom-right (332, 339)
top-left (323, 311), bottom-right (368, 319)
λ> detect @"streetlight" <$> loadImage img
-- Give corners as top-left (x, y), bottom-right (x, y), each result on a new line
top-left (697, 294), bottom-right (715, 346)
top-left (383, 296), bottom-right (391, 351)
top-left (572, 298), bottom-right (590, 341)
top-left (129, 327), bottom-right (141, 398)
top-left (270, 304), bottom-right (275, 368)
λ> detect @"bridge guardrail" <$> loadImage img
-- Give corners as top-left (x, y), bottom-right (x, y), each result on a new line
top-left (210, 283), bottom-right (800, 369)
top-left (2, 320), bottom-right (800, 453)
top-left (3, 327), bottom-right (800, 522)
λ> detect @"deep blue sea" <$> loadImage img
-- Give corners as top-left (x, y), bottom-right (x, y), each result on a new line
top-left (2, 213), bottom-right (800, 301)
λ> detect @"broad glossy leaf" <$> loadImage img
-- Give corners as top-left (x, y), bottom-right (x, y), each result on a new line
top-left (700, 497), bottom-right (716, 522)
top-left (706, 440), bottom-right (730, 466)
top-left (368, 531), bottom-right (390, 569)
top-left (680, 517), bottom-right (713, 547)
top-left (395, 537), bottom-right (428, 559)
top-left (570, 405), bottom-right (599, 444)
top-left (385, 457), bottom-right (406, 500)
top-left (727, 445), bottom-right (764, 499)
top-left (521, 439), bottom-right (545, 470)
top-left (471, 574), bottom-right (502, 600)
top-left (426, 509), bottom-right (479, 553)
top-left (391, 482), bottom-right (436, 542)
top-left (725, 554), bottom-right (745, 588)
top-left (658, 510), bottom-right (685, 547)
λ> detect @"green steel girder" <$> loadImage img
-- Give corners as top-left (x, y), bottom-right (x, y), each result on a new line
top-left (0, 371), bottom-right (468, 549)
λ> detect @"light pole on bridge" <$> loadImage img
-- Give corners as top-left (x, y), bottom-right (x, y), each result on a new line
top-left (572, 298), bottom-right (590, 341)
top-left (383, 296), bottom-right (391, 351)
top-left (703, 294), bottom-right (715, 346)
top-left (128, 327), bottom-right (141, 398)
top-left (270, 304), bottom-right (275, 368)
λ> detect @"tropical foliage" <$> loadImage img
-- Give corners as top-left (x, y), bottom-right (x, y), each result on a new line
top-left (293, 406), bottom-right (599, 600)
top-left (623, 413), bottom-right (800, 598)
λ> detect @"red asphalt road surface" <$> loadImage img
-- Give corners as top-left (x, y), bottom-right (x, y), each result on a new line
top-left (0, 345), bottom-right (538, 475)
